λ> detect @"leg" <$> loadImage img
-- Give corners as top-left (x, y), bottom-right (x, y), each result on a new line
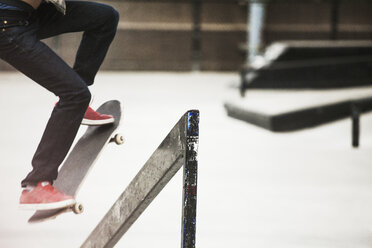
top-left (36, 1), bottom-right (119, 85)
top-left (0, 20), bottom-right (91, 186)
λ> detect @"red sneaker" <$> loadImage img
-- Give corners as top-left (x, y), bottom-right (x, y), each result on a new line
top-left (19, 182), bottom-right (75, 210)
top-left (82, 106), bottom-right (114, 126)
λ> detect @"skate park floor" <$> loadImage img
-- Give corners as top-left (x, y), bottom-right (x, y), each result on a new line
top-left (1, 72), bottom-right (372, 248)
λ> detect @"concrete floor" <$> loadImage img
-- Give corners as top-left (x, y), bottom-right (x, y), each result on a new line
top-left (0, 72), bottom-right (372, 248)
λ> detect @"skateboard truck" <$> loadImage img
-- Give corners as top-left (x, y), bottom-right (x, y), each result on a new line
top-left (72, 202), bottom-right (84, 214)
top-left (109, 133), bottom-right (124, 145)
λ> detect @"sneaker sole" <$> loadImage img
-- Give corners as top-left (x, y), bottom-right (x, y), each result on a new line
top-left (81, 118), bottom-right (115, 126)
top-left (19, 199), bottom-right (76, 211)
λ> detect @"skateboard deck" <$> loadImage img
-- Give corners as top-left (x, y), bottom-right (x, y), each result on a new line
top-left (28, 100), bottom-right (123, 223)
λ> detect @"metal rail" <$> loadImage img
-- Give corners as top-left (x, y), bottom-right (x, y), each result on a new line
top-left (81, 110), bottom-right (199, 248)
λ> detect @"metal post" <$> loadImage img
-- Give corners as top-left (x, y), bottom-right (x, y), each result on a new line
top-left (247, 1), bottom-right (266, 64)
top-left (181, 111), bottom-right (199, 248)
top-left (330, 0), bottom-right (340, 40)
top-left (192, 0), bottom-right (202, 71)
top-left (351, 103), bottom-right (360, 148)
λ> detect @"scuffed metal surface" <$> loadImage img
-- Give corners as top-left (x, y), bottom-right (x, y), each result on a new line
top-left (181, 110), bottom-right (199, 248)
top-left (81, 110), bottom-right (196, 248)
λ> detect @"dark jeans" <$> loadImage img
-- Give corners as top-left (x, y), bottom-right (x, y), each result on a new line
top-left (0, 1), bottom-right (119, 187)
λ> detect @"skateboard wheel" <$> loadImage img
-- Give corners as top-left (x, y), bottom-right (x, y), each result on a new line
top-left (114, 134), bottom-right (124, 145)
top-left (73, 203), bottom-right (84, 214)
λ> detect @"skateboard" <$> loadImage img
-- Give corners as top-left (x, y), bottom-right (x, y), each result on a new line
top-left (28, 100), bottom-right (124, 223)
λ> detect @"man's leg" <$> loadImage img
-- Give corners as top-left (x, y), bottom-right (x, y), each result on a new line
top-left (0, 19), bottom-right (91, 186)
top-left (36, 1), bottom-right (119, 85)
